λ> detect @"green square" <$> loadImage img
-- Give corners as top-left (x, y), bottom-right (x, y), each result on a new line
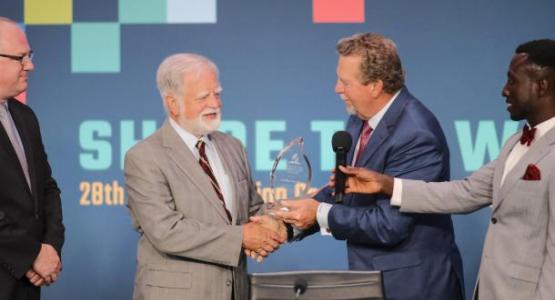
top-left (119, 0), bottom-right (166, 24)
top-left (71, 23), bottom-right (121, 73)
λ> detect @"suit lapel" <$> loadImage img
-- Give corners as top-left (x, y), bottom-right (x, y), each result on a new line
top-left (356, 89), bottom-right (410, 167)
top-left (494, 126), bottom-right (555, 211)
top-left (492, 133), bottom-right (519, 203)
top-left (211, 134), bottom-right (239, 224)
top-left (9, 100), bottom-right (37, 196)
top-left (161, 121), bottom-right (231, 223)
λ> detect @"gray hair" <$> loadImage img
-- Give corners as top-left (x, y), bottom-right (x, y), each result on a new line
top-left (156, 53), bottom-right (219, 110)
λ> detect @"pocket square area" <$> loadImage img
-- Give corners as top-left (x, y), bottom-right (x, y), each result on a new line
top-left (522, 164), bottom-right (541, 180)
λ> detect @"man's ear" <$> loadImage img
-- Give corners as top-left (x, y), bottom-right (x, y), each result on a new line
top-left (536, 78), bottom-right (549, 98)
top-left (368, 80), bottom-right (384, 98)
top-left (164, 95), bottom-right (179, 117)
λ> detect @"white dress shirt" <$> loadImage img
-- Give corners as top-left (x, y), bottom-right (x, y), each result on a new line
top-left (391, 116), bottom-right (555, 206)
top-left (169, 118), bottom-right (234, 213)
top-left (317, 90), bottom-right (401, 235)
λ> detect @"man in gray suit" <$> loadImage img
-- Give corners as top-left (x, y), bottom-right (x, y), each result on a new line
top-left (332, 39), bottom-right (555, 299)
top-left (124, 53), bottom-right (285, 300)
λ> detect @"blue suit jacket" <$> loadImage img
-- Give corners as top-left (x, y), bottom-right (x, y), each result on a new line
top-left (314, 88), bottom-right (464, 300)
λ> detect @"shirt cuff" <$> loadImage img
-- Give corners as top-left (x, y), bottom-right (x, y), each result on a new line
top-left (390, 178), bottom-right (403, 207)
top-left (317, 202), bottom-right (333, 236)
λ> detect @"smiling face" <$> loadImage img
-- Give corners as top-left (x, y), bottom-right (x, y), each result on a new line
top-left (172, 67), bottom-right (223, 137)
top-left (0, 21), bottom-right (34, 100)
top-left (502, 54), bottom-right (537, 122)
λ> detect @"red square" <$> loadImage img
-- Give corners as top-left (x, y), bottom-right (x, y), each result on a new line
top-left (313, 0), bottom-right (365, 23)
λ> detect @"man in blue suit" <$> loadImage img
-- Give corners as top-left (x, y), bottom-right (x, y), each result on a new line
top-left (276, 32), bottom-right (464, 300)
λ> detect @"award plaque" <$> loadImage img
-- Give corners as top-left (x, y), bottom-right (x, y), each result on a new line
top-left (263, 137), bottom-right (312, 215)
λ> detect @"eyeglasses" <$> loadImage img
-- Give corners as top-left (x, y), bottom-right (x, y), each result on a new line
top-left (0, 50), bottom-right (34, 64)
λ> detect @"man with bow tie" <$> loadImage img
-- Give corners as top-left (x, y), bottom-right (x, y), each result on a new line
top-left (336, 39), bottom-right (555, 299)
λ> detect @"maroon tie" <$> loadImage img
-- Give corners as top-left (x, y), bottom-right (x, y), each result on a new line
top-left (520, 125), bottom-right (536, 146)
top-left (196, 139), bottom-right (232, 221)
top-left (355, 121), bottom-right (373, 164)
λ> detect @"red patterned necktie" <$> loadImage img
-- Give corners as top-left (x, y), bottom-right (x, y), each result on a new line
top-left (196, 139), bottom-right (232, 221)
top-left (520, 125), bottom-right (536, 146)
top-left (355, 121), bottom-right (373, 164)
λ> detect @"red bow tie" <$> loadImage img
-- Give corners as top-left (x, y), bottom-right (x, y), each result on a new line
top-left (520, 125), bottom-right (536, 146)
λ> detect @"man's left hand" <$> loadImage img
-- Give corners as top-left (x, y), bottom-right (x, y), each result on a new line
top-left (275, 198), bottom-right (319, 229)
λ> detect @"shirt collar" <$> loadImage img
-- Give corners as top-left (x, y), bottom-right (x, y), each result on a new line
top-left (169, 118), bottom-right (208, 154)
top-left (366, 89), bottom-right (401, 129)
top-left (529, 115), bottom-right (555, 141)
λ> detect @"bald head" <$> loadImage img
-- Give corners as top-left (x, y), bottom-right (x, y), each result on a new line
top-left (0, 17), bottom-right (33, 99)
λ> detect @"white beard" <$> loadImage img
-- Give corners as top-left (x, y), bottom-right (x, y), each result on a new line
top-left (179, 108), bottom-right (221, 137)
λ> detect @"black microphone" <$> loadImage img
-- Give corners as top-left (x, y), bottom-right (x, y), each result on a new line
top-left (332, 131), bottom-right (352, 203)
top-left (293, 278), bottom-right (308, 298)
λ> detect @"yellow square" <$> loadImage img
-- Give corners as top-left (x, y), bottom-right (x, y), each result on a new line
top-left (25, 0), bottom-right (73, 24)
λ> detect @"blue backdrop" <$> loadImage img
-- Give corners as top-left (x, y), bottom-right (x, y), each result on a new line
top-left (3, 0), bottom-right (555, 299)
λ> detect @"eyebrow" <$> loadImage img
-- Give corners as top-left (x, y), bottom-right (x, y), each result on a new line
top-left (195, 86), bottom-right (223, 99)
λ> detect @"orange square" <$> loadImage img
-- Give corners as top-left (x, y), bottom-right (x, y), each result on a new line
top-left (313, 0), bottom-right (365, 23)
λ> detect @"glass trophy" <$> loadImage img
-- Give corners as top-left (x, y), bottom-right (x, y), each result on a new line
top-left (263, 137), bottom-right (312, 216)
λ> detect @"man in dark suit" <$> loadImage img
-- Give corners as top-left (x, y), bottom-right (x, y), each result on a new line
top-left (0, 17), bottom-right (64, 300)
top-left (277, 33), bottom-right (464, 299)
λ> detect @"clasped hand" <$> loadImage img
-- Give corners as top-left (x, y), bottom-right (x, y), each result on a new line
top-left (26, 243), bottom-right (62, 287)
top-left (243, 215), bottom-right (287, 262)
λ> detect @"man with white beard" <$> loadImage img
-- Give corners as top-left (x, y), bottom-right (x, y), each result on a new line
top-left (124, 53), bottom-right (286, 300)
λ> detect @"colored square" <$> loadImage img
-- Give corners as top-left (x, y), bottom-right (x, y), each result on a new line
top-left (313, 0), bottom-right (365, 23)
top-left (119, 0), bottom-right (166, 24)
top-left (0, 1), bottom-right (23, 22)
top-left (167, 0), bottom-right (217, 23)
top-left (71, 23), bottom-right (120, 73)
top-left (74, 0), bottom-right (118, 22)
top-left (24, 0), bottom-right (72, 24)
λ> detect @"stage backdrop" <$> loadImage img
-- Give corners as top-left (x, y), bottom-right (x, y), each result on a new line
top-left (3, 0), bottom-right (554, 299)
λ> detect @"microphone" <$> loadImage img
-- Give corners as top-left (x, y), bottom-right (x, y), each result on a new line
top-left (332, 131), bottom-right (352, 203)
top-left (293, 278), bottom-right (308, 298)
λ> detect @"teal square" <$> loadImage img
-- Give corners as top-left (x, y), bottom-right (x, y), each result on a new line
top-left (119, 0), bottom-right (166, 24)
top-left (71, 23), bottom-right (120, 73)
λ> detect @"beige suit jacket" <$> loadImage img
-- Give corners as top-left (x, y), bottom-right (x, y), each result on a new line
top-left (400, 127), bottom-right (555, 300)
top-left (124, 120), bottom-right (263, 300)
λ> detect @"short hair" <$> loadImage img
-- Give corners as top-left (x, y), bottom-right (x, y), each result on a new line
top-left (336, 33), bottom-right (405, 94)
top-left (516, 39), bottom-right (555, 69)
top-left (156, 53), bottom-right (219, 107)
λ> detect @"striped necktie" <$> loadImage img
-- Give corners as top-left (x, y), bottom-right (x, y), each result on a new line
top-left (196, 139), bottom-right (232, 221)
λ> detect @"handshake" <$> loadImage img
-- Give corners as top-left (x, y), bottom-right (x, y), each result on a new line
top-left (241, 198), bottom-right (323, 263)
top-left (26, 243), bottom-right (62, 286)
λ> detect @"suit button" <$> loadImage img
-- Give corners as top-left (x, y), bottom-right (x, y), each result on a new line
top-left (491, 218), bottom-right (497, 224)
top-left (226, 280), bottom-right (232, 286)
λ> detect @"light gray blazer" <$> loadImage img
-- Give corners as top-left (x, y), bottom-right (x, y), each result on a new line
top-left (400, 127), bottom-right (555, 300)
top-left (124, 121), bottom-right (263, 300)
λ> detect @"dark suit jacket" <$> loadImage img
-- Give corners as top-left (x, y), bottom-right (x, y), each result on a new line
top-left (313, 88), bottom-right (464, 300)
top-left (0, 99), bottom-right (64, 300)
